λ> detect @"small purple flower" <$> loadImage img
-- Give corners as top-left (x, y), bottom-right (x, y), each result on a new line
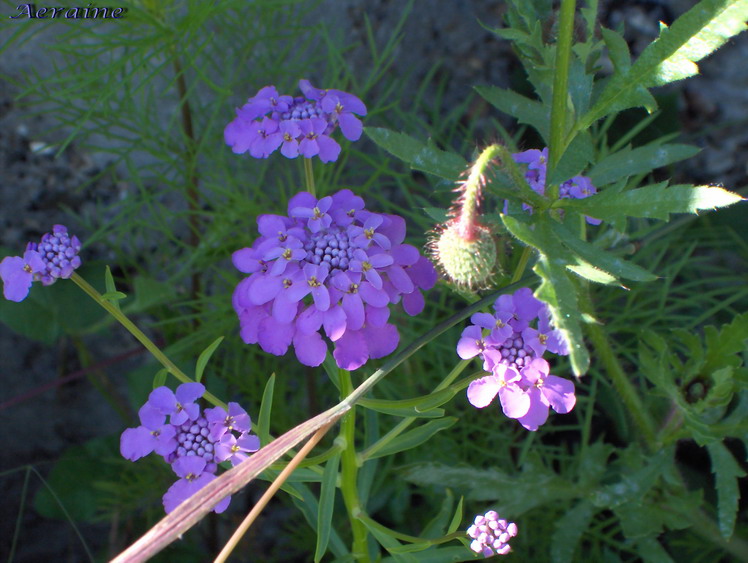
top-left (162, 456), bottom-right (230, 514)
top-left (148, 382), bottom-right (205, 426)
top-left (215, 432), bottom-right (261, 466)
top-left (459, 287), bottom-right (575, 431)
top-left (0, 249), bottom-right (45, 302)
top-left (120, 403), bottom-right (177, 461)
top-left (509, 148), bottom-right (600, 225)
top-left (205, 402), bottom-right (252, 440)
top-left (466, 510), bottom-right (517, 557)
top-left (225, 79), bottom-right (366, 163)
top-left (0, 225), bottom-right (82, 301)
top-left (233, 189), bottom-right (437, 370)
top-left (120, 385), bottom-right (260, 514)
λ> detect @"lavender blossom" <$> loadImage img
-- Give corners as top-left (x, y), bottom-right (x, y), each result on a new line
top-left (462, 288), bottom-right (576, 431)
top-left (232, 189), bottom-right (437, 370)
top-left (120, 383), bottom-right (260, 514)
top-left (466, 510), bottom-right (517, 557)
top-left (509, 148), bottom-right (601, 225)
top-left (225, 79), bottom-right (366, 163)
top-left (0, 225), bottom-right (82, 302)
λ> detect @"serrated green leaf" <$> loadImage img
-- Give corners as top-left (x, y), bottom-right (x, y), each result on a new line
top-left (314, 451), bottom-right (341, 562)
top-left (367, 418), bottom-right (457, 460)
top-left (587, 143), bottom-right (700, 187)
top-left (704, 313), bottom-right (748, 373)
top-left (549, 130), bottom-right (594, 185)
top-left (566, 261), bottom-right (620, 285)
top-left (475, 85), bottom-right (549, 141)
top-left (411, 142), bottom-right (467, 181)
top-left (648, 2), bottom-right (748, 87)
top-left (551, 221), bottom-right (656, 282)
top-left (551, 500), bottom-right (595, 563)
top-left (601, 27), bottom-right (632, 73)
top-left (366, 127), bottom-right (425, 163)
top-left (579, 0), bottom-right (748, 128)
top-left (535, 255), bottom-right (589, 376)
top-left (707, 441), bottom-right (746, 539)
top-left (561, 183), bottom-right (744, 224)
top-left (194, 336), bottom-right (223, 384)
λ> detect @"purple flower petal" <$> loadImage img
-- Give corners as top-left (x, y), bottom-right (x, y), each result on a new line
top-left (467, 375), bottom-right (501, 408)
top-left (363, 323), bottom-right (399, 359)
top-left (333, 330), bottom-right (369, 370)
top-left (293, 330), bottom-right (328, 366)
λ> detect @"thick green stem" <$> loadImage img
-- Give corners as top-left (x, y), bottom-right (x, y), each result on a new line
top-left (70, 273), bottom-right (226, 409)
top-left (548, 0), bottom-right (577, 191)
top-left (339, 369), bottom-right (370, 562)
top-left (578, 289), bottom-right (656, 448)
top-left (303, 158), bottom-right (316, 197)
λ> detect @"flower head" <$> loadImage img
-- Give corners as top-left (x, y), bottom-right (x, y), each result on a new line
top-left (460, 287), bottom-right (576, 431)
top-left (233, 189), bottom-right (437, 370)
top-left (120, 385), bottom-right (260, 514)
top-left (0, 225), bottom-right (82, 302)
top-left (225, 80), bottom-right (366, 163)
top-left (466, 510), bottom-right (517, 557)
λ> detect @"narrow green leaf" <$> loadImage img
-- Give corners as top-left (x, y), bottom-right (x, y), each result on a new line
top-left (104, 266), bottom-right (122, 312)
top-left (633, 536), bottom-right (675, 563)
top-left (100, 291), bottom-right (128, 303)
top-left (447, 496), bottom-right (465, 534)
top-left (366, 126), bottom-right (425, 163)
top-left (314, 452), bottom-right (341, 562)
top-left (551, 221), bottom-right (657, 282)
top-left (551, 500), bottom-right (595, 563)
top-left (561, 183), bottom-right (744, 224)
top-left (566, 262), bottom-right (620, 285)
top-left (153, 368), bottom-right (168, 389)
top-left (358, 399), bottom-right (445, 419)
top-left (194, 336), bottom-right (224, 384)
top-left (290, 482), bottom-right (349, 559)
top-left (257, 374), bottom-right (276, 444)
top-left (587, 143), bottom-right (700, 187)
top-left (421, 489), bottom-right (454, 538)
top-left (475, 85), bottom-right (550, 141)
top-left (367, 418), bottom-right (458, 460)
top-left (707, 441), bottom-right (746, 539)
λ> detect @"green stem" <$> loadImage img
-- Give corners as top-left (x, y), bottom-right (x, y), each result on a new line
top-left (511, 246), bottom-right (533, 284)
top-left (578, 288), bottom-right (656, 449)
top-left (303, 158), bottom-right (316, 197)
top-left (548, 0), bottom-right (577, 189)
top-left (70, 273), bottom-right (226, 409)
top-left (359, 360), bottom-right (472, 462)
top-left (339, 369), bottom-right (370, 562)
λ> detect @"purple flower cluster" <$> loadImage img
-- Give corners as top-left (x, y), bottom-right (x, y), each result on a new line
top-left (120, 382), bottom-right (260, 514)
top-left (232, 189), bottom-right (437, 371)
top-left (0, 224), bottom-right (82, 302)
top-left (510, 148), bottom-right (601, 225)
top-left (224, 79), bottom-right (366, 163)
top-left (467, 510), bottom-right (517, 557)
top-left (458, 288), bottom-right (576, 431)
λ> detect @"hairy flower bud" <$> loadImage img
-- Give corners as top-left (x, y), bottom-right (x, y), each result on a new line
top-left (433, 220), bottom-right (496, 288)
